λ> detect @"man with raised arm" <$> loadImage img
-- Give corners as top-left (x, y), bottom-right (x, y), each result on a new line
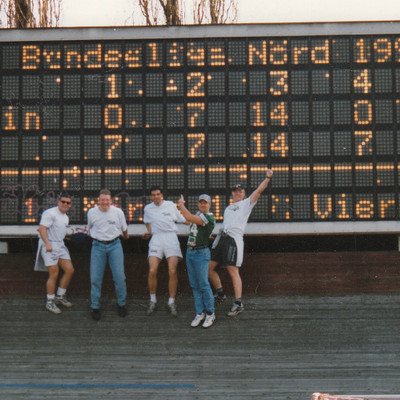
top-left (209, 169), bottom-right (273, 317)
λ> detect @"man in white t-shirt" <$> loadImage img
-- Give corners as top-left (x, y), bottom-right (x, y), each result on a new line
top-left (35, 194), bottom-right (75, 315)
top-left (209, 169), bottom-right (273, 317)
top-left (87, 189), bottom-right (129, 321)
top-left (143, 186), bottom-right (187, 317)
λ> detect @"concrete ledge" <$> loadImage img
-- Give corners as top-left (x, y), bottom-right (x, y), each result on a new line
top-left (1, 221), bottom-right (400, 238)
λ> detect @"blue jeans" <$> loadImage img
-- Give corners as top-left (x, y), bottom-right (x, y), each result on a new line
top-left (90, 239), bottom-right (126, 309)
top-left (186, 248), bottom-right (214, 314)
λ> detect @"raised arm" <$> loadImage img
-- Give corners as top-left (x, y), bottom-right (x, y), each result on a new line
top-left (249, 169), bottom-right (273, 204)
top-left (177, 195), bottom-right (204, 226)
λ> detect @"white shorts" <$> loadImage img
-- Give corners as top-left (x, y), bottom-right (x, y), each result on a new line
top-left (40, 241), bottom-right (71, 267)
top-left (148, 232), bottom-right (182, 260)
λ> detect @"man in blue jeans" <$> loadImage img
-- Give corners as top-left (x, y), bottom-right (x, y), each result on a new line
top-left (87, 189), bottom-right (129, 320)
top-left (178, 194), bottom-right (216, 328)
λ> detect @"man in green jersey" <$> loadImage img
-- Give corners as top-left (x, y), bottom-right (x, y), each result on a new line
top-left (178, 194), bottom-right (216, 328)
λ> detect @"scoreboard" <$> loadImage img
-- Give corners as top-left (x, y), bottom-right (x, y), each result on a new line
top-left (1, 22), bottom-right (400, 231)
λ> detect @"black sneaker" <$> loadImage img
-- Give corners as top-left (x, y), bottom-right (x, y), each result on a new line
top-left (91, 308), bottom-right (101, 321)
top-left (118, 305), bottom-right (127, 317)
top-left (214, 293), bottom-right (227, 304)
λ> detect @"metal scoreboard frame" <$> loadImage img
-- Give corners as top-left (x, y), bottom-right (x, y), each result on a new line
top-left (1, 21), bottom-right (400, 237)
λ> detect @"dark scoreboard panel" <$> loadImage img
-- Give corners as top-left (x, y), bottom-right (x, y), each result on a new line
top-left (1, 24), bottom-right (400, 225)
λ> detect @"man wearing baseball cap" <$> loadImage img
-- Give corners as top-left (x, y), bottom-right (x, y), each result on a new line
top-left (209, 169), bottom-right (273, 317)
top-left (178, 193), bottom-right (216, 328)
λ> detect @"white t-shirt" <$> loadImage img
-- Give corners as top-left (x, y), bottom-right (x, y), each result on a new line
top-left (221, 197), bottom-right (256, 242)
top-left (38, 206), bottom-right (69, 242)
top-left (213, 197), bottom-right (257, 266)
top-left (143, 200), bottom-right (186, 235)
top-left (87, 205), bottom-right (128, 241)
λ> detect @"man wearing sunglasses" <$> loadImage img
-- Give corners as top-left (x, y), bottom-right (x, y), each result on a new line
top-left (35, 194), bottom-right (75, 315)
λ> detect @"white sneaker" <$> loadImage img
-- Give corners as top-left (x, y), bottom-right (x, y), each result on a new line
top-left (168, 302), bottom-right (178, 317)
top-left (46, 300), bottom-right (61, 315)
top-left (190, 313), bottom-right (205, 327)
top-left (55, 295), bottom-right (72, 308)
top-left (227, 302), bottom-right (244, 317)
top-left (202, 313), bottom-right (215, 328)
top-left (147, 301), bottom-right (157, 316)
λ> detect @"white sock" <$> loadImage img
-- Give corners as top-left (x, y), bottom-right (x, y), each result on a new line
top-left (150, 294), bottom-right (157, 303)
top-left (57, 287), bottom-right (66, 296)
top-left (168, 297), bottom-right (175, 305)
top-left (47, 294), bottom-right (55, 301)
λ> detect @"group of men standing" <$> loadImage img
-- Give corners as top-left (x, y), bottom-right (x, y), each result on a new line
top-left (35, 169), bottom-right (273, 328)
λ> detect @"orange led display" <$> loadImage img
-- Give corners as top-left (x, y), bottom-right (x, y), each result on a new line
top-left (1, 26), bottom-right (400, 225)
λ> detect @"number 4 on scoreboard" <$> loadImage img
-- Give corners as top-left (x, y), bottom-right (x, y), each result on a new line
top-left (271, 132), bottom-right (289, 157)
top-left (270, 101), bottom-right (288, 126)
top-left (353, 69), bottom-right (371, 93)
top-left (252, 132), bottom-right (289, 158)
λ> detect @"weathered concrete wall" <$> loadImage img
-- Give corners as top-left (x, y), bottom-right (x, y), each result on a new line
top-left (2, 249), bottom-right (400, 298)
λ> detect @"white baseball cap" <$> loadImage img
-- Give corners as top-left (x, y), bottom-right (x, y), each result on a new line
top-left (198, 194), bottom-right (212, 203)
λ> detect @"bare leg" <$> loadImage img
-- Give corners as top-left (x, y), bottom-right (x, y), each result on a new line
top-left (148, 256), bottom-right (161, 295)
top-left (226, 265), bottom-right (242, 299)
top-left (46, 265), bottom-right (59, 295)
top-left (166, 256), bottom-right (179, 298)
top-left (208, 260), bottom-right (221, 290)
top-left (58, 259), bottom-right (75, 290)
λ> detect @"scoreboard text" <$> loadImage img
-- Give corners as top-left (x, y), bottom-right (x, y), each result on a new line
top-left (1, 25), bottom-right (400, 225)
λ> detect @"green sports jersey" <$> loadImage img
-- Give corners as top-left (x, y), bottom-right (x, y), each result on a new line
top-left (187, 212), bottom-right (215, 248)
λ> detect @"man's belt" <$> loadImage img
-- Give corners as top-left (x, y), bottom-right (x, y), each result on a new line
top-left (188, 245), bottom-right (208, 250)
top-left (94, 237), bottom-right (119, 244)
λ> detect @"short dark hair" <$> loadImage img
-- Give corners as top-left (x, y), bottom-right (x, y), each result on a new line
top-left (99, 189), bottom-right (112, 197)
top-left (57, 192), bottom-right (72, 201)
top-left (231, 183), bottom-right (245, 191)
top-left (149, 186), bottom-right (163, 195)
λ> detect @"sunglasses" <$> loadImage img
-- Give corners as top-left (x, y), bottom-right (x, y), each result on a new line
top-left (60, 200), bottom-right (71, 205)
